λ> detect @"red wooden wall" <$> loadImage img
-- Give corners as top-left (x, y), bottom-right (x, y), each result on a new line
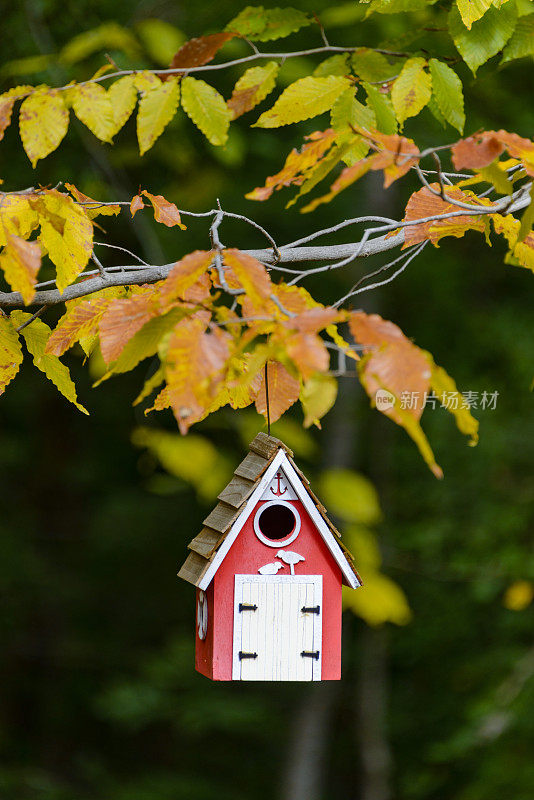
top-left (195, 498), bottom-right (343, 681)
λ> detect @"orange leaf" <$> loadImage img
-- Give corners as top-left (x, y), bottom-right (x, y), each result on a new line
top-left (141, 190), bottom-right (186, 229)
top-left (45, 295), bottom-right (116, 356)
top-left (285, 331), bottom-right (329, 379)
top-left (350, 312), bottom-right (432, 421)
top-left (286, 306), bottom-right (339, 333)
top-left (255, 360), bottom-right (300, 423)
top-left (246, 129), bottom-right (337, 201)
top-left (403, 184), bottom-right (487, 247)
top-left (168, 32), bottom-right (235, 71)
top-left (65, 183), bottom-right (121, 219)
top-left (359, 130), bottom-right (419, 188)
top-left (0, 233), bottom-right (41, 305)
top-left (159, 250), bottom-right (214, 306)
top-left (165, 316), bottom-right (230, 433)
top-left (451, 133), bottom-right (504, 170)
top-left (130, 195), bottom-right (144, 217)
top-left (0, 96), bottom-right (15, 142)
top-left (222, 248), bottom-right (272, 304)
top-left (349, 311), bottom-right (441, 477)
top-left (99, 293), bottom-right (157, 363)
top-left (495, 130), bottom-right (534, 177)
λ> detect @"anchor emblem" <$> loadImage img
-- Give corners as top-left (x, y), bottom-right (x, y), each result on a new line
top-left (270, 471), bottom-right (287, 497)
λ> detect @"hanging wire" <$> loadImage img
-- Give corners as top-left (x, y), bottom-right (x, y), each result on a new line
top-left (264, 361), bottom-right (271, 436)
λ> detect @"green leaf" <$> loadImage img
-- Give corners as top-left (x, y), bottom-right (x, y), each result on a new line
top-left (227, 62), bottom-right (279, 119)
top-left (364, 0), bottom-right (431, 14)
top-left (313, 54), bottom-right (351, 77)
top-left (456, 0), bottom-right (494, 29)
top-left (501, 13), bottom-right (534, 62)
top-left (429, 59), bottom-right (465, 133)
top-left (0, 314), bottom-right (23, 395)
top-left (351, 49), bottom-right (395, 83)
top-left (226, 6), bottom-right (312, 41)
top-left (449, 2), bottom-right (517, 74)
top-left (135, 19), bottom-right (186, 66)
top-left (181, 76), bottom-right (231, 146)
top-left (59, 22), bottom-right (140, 64)
top-left (132, 428), bottom-right (231, 501)
top-left (137, 77), bottom-right (180, 155)
top-left (364, 83), bottom-right (397, 134)
top-left (330, 88), bottom-right (374, 164)
top-left (427, 95), bottom-right (447, 127)
top-left (318, 468), bottom-right (382, 524)
top-left (391, 57), bottom-right (432, 126)
top-left (254, 76), bottom-right (350, 128)
top-left (11, 311), bottom-right (88, 414)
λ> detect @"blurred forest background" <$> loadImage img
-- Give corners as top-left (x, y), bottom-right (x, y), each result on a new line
top-left (1, 2), bottom-right (533, 799)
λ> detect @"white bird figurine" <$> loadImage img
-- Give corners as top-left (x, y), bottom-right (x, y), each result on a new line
top-left (276, 550), bottom-right (305, 575)
top-left (258, 561), bottom-right (284, 575)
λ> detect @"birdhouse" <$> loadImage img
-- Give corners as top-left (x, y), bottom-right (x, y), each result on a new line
top-left (178, 433), bottom-right (361, 681)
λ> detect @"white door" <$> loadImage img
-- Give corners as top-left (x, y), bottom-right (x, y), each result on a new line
top-left (232, 575), bottom-right (322, 681)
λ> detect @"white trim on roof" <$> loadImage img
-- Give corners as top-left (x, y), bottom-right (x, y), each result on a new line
top-left (198, 449), bottom-right (361, 591)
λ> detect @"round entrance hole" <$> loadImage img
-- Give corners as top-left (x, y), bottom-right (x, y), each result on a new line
top-left (257, 502), bottom-right (296, 541)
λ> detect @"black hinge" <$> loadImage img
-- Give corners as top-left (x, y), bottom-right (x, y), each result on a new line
top-left (301, 605), bottom-right (320, 614)
top-left (239, 651), bottom-right (258, 660)
top-left (301, 650), bottom-right (320, 660)
top-left (239, 603), bottom-right (258, 612)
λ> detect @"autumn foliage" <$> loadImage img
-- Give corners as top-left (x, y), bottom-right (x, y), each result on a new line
top-left (0, 3), bottom-right (533, 476)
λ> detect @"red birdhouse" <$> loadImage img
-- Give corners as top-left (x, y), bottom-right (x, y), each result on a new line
top-left (178, 433), bottom-right (361, 681)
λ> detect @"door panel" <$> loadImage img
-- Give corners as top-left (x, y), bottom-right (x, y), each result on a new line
top-left (233, 575), bottom-right (322, 681)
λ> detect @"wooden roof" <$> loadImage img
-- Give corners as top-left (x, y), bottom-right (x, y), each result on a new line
top-left (177, 432), bottom-right (360, 588)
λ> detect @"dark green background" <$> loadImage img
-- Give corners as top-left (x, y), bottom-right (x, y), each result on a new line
top-left (1, 2), bottom-right (533, 798)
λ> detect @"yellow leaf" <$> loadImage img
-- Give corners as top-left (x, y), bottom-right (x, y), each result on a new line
top-left (318, 469), bottom-right (382, 524)
top-left (222, 248), bottom-right (272, 305)
top-left (45, 290), bottom-right (122, 356)
top-left (0, 85), bottom-right (33, 142)
top-left (19, 89), bottom-right (69, 167)
top-left (255, 76), bottom-right (350, 128)
top-left (0, 233), bottom-right (41, 304)
top-left (132, 427), bottom-right (231, 501)
top-left (227, 61), bottom-right (279, 119)
top-left (108, 75), bottom-right (138, 136)
top-left (0, 313), bottom-right (23, 395)
top-left (137, 77), bottom-right (180, 155)
top-left (344, 573), bottom-right (412, 626)
top-left (10, 311), bottom-right (88, 413)
top-left (72, 82), bottom-right (115, 142)
top-left (133, 365), bottom-right (165, 406)
top-left (0, 195), bottom-right (39, 245)
top-left (456, 0), bottom-right (493, 29)
top-left (427, 355), bottom-right (479, 444)
top-left (300, 374), bottom-right (338, 428)
top-left (391, 57), bottom-right (432, 126)
top-left (181, 76), bottom-right (231, 146)
top-left (342, 525), bottom-right (412, 626)
top-left (33, 190), bottom-right (93, 293)
top-left (503, 580), bottom-right (534, 611)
